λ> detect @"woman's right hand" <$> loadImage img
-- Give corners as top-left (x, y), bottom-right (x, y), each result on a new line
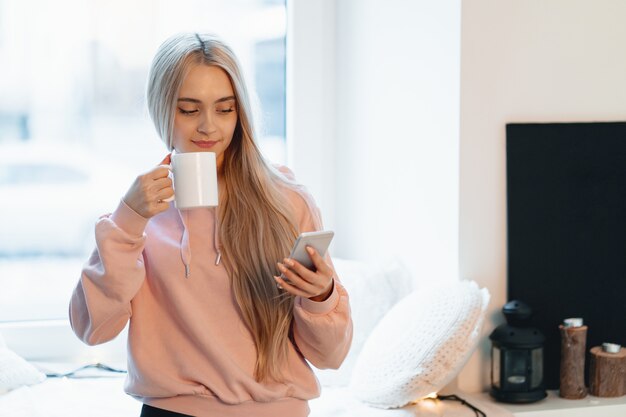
top-left (123, 154), bottom-right (174, 219)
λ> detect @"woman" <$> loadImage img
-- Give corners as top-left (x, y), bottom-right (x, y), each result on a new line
top-left (69, 33), bottom-right (352, 417)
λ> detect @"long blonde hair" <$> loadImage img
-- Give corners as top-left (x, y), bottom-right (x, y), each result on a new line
top-left (147, 33), bottom-right (301, 382)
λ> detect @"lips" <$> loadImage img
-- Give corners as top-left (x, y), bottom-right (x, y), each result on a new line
top-left (192, 140), bottom-right (219, 149)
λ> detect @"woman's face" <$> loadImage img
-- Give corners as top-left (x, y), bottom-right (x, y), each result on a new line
top-left (172, 64), bottom-right (238, 169)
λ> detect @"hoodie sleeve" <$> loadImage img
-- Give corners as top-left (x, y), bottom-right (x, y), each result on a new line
top-left (69, 200), bottom-right (149, 345)
top-left (278, 166), bottom-right (354, 370)
top-left (293, 267), bottom-right (353, 370)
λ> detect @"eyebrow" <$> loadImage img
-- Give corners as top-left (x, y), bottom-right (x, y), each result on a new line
top-left (177, 96), bottom-right (236, 104)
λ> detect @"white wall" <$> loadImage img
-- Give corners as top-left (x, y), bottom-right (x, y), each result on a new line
top-left (332, 0), bottom-right (461, 283)
top-left (458, 0), bottom-right (626, 392)
top-left (287, 0), bottom-right (337, 231)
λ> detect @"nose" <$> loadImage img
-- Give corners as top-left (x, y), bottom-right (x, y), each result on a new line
top-left (196, 109), bottom-right (217, 135)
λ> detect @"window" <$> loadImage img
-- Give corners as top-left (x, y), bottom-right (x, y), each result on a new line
top-left (0, 0), bottom-right (286, 325)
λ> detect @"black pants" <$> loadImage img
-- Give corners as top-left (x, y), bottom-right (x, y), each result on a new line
top-left (140, 404), bottom-right (195, 417)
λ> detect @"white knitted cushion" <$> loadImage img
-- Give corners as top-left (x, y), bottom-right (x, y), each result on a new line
top-left (0, 333), bottom-right (46, 394)
top-left (350, 280), bottom-right (490, 408)
top-left (313, 258), bottom-right (413, 387)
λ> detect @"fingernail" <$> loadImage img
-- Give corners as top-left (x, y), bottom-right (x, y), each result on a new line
top-left (274, 276), bottom-right (283, 289)
top-left (284, 258), bottom-right (293, 267)
top-left (306, 246), bottom-right (314, 254)
top-left (277, 262), bottom-right (285, 271)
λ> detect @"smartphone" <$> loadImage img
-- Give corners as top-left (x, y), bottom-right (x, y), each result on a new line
top-left (288, 230), bottom-right (335, 271)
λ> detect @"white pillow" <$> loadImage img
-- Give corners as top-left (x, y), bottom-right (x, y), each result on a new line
top-left (350, 280), bottom-right (490, 408)
top-left (313, 258), bottom-right (413, 387)
top-left (0, 333), bottom-right (46, 394)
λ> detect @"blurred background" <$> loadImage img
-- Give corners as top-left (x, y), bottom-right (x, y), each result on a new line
top-left (0, 0), bottom-right (286, 322)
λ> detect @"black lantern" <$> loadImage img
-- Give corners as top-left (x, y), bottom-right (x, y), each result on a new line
top-left (489, 300), bottom-right (547, 403)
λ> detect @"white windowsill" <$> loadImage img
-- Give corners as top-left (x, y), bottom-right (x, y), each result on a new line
top-left (0, 319), bottom-right (127, 364)
top-left (476, 390), bottom-right (626, 417)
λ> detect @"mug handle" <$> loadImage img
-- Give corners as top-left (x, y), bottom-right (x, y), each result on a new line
top-left (163, 164), bottom-right (175, 202)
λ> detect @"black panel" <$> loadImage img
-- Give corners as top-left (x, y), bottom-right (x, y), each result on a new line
top-left (506, 121), bottom-right (626, 390)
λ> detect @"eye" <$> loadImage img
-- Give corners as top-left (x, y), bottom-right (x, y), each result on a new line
top-left (216, 107), bottom-right (235, 114)
top-left (178, 108), bottom-right (198, 115)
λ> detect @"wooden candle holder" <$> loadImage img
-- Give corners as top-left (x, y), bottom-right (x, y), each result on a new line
top-left (589, 346), bottom-right (626, 397)
top-left (559, 324), bottom-right (588, 399)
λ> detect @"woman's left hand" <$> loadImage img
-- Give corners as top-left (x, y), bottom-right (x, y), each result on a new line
top-left (275, 246), bottom-right (334, 302)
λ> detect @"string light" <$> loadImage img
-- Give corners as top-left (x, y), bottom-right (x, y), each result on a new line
top-left (412, 393), bottom-right (486, 417)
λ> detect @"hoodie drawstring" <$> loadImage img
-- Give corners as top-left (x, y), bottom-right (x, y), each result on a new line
top-left (177, 208), bottom-right (221, 279)
top-left (213, 206), bottom-right (222, 266)
top-left (180, 210), bottom-right (191, 278)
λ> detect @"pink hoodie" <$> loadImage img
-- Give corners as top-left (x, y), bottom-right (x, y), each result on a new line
top-left (69, 168), bottom-right (352, 417)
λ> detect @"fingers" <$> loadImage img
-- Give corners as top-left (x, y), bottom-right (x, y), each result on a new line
top-left (144, 154), bottom-right (173, 181)
top-left (280, 258), bottom-right (317, 284)
top-left (274, 275), bottom-right (311, 298)
top-left (276, 254), bottom-right (334, 300)
top-left (276, 262), bottom-right (317, 293)
top-left (137, 174), bottom-right (171, 195)
top-left (155, 187), bottom-right (175, 202)
top-left (159, 153), bottom-right (172, 165)
top-left (123, 162), bottom-right (174, 218)
top-left (137, 155), bottom-right (172, 209)
top-left (150, 165), bottom-right (171, 180)
top-left (151, 177), bottom-right (174, 205)
top-left (152, 176), bottom-right (173, 192)
top-left (285, 246), bottom-right (331, 282)
top-left (305, 246), bottom-right (331, 275)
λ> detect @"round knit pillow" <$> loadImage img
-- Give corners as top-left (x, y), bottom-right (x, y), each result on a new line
top-left (349, 280), bottom-right (490, 408)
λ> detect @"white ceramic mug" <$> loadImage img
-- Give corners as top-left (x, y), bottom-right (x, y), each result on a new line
top-left (165, 152), bottom-right (218, 209)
